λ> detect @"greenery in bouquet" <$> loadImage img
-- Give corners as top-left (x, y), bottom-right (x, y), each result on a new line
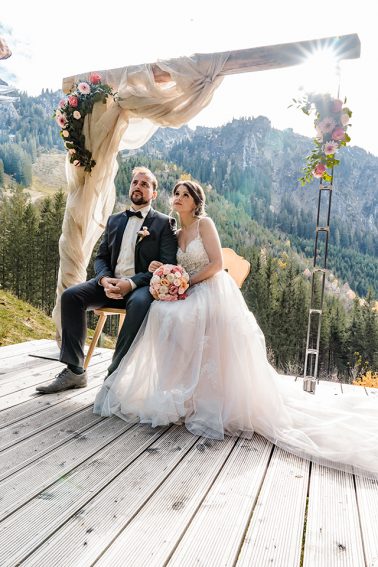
top-left (54, 73), bottom-right (116, 173)
top-left (291, 93), bottom-right (352, 186)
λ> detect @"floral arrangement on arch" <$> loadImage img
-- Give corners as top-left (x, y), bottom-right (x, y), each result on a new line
top-left (54, 73), bottom-right (116, 173)
top-left (291, 93), bottom-right (352, 185)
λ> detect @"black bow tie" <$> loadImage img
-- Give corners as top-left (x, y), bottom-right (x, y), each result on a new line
top-left (126, 209), bottom-right (143, 219)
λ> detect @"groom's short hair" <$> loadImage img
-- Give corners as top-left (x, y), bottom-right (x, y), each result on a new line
top-left (132, 166), bottom-right (158, 191)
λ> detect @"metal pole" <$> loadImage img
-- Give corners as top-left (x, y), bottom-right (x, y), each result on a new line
top-left (303, 64), bottom-right (341, 393)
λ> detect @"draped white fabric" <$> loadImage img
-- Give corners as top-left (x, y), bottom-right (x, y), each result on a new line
top-left (53, 53), bottom-right (229, 336)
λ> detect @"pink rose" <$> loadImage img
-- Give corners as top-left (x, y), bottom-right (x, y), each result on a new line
top-left (68, 95), bottom-right (78, 107)
top-left (89, 72), bottom-right (102, 84)
top-left (313, 163), bottom-right (326, 178)
top-left (58, 99), bottom-right (66, 108)
top-left (73, 160), bottom-right (81, 166)
top-left (332, 127), bottom-right (346, 141)
top-left (62, 130), bottom-right (70, 138)
top-left (73, 110), bottom-right (81, 119)
top-left (318, 117), bottom-right (336, 134)
top-left (77, 82), bottom-right (90, 94)
top-left (332, 99), bottom-right (343, 113)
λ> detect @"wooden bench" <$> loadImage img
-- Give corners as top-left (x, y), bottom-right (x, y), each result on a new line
top-left (84, 248), bottom-right (250, 369)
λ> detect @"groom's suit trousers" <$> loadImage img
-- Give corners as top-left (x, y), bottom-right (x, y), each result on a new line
top-left (60, 279), bottom-right (153, 371)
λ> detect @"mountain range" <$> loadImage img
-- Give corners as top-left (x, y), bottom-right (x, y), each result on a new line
top-left (0, 90), bottom-right (377, 296)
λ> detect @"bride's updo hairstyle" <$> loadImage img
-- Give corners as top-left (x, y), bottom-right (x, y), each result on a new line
top-left (172, 180), bottom-right (206, 217)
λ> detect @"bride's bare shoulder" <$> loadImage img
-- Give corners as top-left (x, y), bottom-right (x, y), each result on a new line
top-left (198, 216), bottom-right (215, 226)
top-left (198, 217), bottom-right (216, 231)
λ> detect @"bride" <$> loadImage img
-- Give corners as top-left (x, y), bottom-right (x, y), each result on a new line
top-left (94, 180), bottom-right (378, 479)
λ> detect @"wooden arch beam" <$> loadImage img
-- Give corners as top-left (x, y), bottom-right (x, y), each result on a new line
top-left (63, 33), bottom-right (360, 93)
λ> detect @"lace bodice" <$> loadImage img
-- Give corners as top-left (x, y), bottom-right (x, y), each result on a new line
top-left (176, 235), bottom-right (209, 276)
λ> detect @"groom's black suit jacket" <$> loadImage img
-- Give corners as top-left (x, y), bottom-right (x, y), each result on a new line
top-left (94, 207), bottom-right (177, 288)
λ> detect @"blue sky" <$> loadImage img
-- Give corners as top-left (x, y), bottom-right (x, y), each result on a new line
top-left (1, 0), bottom-right (377, 156)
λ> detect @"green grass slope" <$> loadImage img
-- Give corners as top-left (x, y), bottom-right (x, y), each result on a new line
top-left (0, 289), bottom-right (56, 346)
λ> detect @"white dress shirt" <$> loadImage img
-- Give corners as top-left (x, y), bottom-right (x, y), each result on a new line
top-left (114, 205), bottom-right (151, 288)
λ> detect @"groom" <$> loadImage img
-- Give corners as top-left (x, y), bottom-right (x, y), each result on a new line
top-left (37, 166), bottom-right (177, 393)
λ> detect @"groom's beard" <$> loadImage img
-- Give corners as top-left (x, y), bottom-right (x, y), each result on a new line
top-left (130, 191), bottom-right (148, 206)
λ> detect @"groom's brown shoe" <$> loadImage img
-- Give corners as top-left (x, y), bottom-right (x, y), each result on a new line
top-left (36, 368), bottom-right (87, 394)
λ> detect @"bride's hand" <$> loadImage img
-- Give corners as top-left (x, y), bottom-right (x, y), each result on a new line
top-left (148, 260), bottom-right (163, 273)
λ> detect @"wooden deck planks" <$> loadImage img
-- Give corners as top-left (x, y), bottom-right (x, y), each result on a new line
top-left (0, 339), bottom-right (52, 361)
top-left (0, 424), bottom-right (178, 566)
top-left (167, 435), bottom-right (273, 567)
top-left (0, 416), bottom-right (135, 521)
top-left (20, 427), bottom-right (196, 567)
top-left (303, 464), bottom-right (365, 567)
top-left (0, 384), bottom-right (104, 450)
top-left (0, 356), bottom-right (111, 427)
top-left (355, 475), bottom-right (378, 567)
top-left (0, 340), bottom-right (377, 567)
top-left (94, 437), bottom-right (238, 567)
top-left (236, 447), bottom-right (310, 567)
top-left (0, 407), bottom-right (103, 480)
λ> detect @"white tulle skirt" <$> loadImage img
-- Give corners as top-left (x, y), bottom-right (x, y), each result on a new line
top-left (94, 271), bottom-right (378, 479)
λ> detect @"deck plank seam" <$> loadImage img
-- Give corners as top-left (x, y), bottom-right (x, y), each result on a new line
top-left (232, 441), bottom-right (275, 565)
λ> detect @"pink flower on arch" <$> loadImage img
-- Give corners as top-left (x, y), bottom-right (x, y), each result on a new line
top-left (332, 127), bottom-right (346, 141)
top-left (313, 163), bottom-right (326, 178)
top-left (318, 116), bottom-right (336, 134)
top-left (68, 95), bottom-right (78, 107)
top-left (323, 140), bottom-right (339, 155)
top-left (73, 110), bottom-right (81, 119)
top-left (56, 115), bottom-right (67, 128)
top-left (77, 82), bottom-right (90, 94)
top-left (89, 72), bottom-right (102, 84)
top-left (58, 99), bottom-right (66, 108)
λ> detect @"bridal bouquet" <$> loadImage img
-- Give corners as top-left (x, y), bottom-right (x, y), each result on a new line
top-left (149, 264), bottom-right (190, 301)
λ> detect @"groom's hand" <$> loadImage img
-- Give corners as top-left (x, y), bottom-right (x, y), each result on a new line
top-left (103, 278), bottom-right (132, 299)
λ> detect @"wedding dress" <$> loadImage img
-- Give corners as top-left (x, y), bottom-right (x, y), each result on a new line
top-left (94, 232), bottom-right (378, 479)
